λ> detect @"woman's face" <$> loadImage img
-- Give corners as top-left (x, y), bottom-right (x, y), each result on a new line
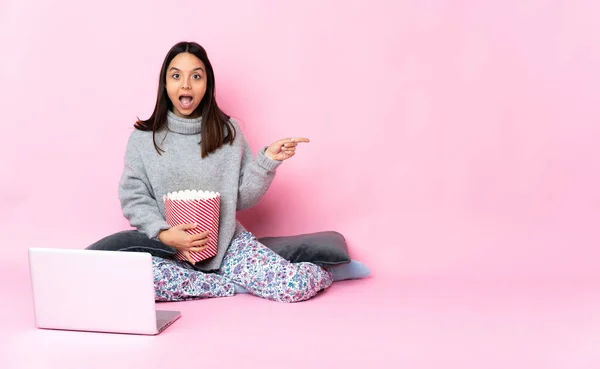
top-left (165, 52), bottom-right (207, 118)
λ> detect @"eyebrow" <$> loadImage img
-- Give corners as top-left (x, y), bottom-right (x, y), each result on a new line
top-left (169, 67), bottom-right (205, 73)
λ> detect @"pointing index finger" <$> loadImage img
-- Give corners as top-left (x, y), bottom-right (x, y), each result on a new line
top-left (290, 137), bottom-right (310, 143)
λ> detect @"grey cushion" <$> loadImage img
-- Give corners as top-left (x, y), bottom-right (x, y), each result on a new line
top-left (86, 230), bottom-right (351, 267)
top-left (86, 230), bottom-right (177, 259)
top-left (258, 231), bottom-right (351, 267)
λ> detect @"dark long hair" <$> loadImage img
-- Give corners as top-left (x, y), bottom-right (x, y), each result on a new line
top-left (134, 41), bottom-right (236, 158)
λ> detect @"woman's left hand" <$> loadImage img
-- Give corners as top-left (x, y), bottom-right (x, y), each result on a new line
top-left (265, 137), bottom-right (310, 161)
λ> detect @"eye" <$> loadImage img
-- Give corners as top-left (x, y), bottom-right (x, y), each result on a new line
top-left (193, 74), bottom-right (202, 80)
top-left (171, 73), bottom-right (180, 79)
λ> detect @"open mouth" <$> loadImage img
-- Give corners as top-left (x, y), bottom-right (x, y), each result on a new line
top-left (178, 94), bottom-right (194, 109)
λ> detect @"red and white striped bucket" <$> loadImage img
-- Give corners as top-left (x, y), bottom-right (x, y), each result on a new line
top-left (163, 190), bottom-right (220, 263)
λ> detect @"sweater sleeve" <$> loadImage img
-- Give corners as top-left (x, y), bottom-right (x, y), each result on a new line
top-left (118, 134), bottom-right (171, 239)
top-left (236, 124), bottom-right (282, 210)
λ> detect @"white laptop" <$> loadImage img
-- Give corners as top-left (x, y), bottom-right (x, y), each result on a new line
top-left (28, 247), bottom-right (181, 335)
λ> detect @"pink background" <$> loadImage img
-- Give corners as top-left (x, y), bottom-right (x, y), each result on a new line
top-left (3, 1), bottom-right (600, 368)
top-left (1, 0), bottom-right (600, 282)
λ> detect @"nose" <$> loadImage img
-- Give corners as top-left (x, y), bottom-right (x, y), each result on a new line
top-left (181, 77), bottom-right (191, 89)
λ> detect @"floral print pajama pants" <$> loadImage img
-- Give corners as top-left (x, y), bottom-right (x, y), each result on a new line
top-left (152, 231), bottom-right (333, 303)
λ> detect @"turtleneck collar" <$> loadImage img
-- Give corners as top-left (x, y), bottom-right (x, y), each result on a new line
top-left (166, 110), bottom-right (202, 135)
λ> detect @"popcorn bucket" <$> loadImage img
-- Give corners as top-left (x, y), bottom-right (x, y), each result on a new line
top-left (163, 190), bottom-right (220, 263)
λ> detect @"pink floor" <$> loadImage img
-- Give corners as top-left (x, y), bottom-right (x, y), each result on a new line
top-left (2, 262), bottom-right (600, 369)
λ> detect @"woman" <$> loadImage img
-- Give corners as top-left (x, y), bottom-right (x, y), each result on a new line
top-left (117, 41), bottom-right (332, 303)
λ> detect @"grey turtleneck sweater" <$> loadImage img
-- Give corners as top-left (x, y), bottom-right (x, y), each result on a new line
top-left (118, 111), bottom-right (281, 271)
